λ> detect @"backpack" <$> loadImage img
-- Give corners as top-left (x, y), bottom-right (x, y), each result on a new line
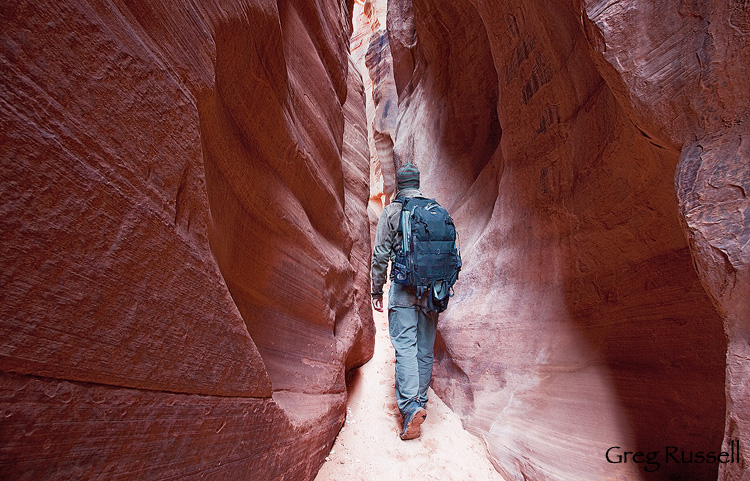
top-left (391, 196), bottom-right (462, 313)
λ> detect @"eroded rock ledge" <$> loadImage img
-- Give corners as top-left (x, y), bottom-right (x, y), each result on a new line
top-left (1, 1), bottom-right (373, 479)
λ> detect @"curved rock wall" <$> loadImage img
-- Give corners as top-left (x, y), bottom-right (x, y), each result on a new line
top-left (583, 3), bottom-right (750, 478)
top-left (382, 0), bottom-right (747, 480)
top-left (0, 1), bottom-right (372, 479)
top-left (349, 0), bottom-right (398, 232)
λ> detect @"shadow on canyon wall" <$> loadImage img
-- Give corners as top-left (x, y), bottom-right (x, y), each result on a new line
top-left (1, 0), bottom-right (747, 479)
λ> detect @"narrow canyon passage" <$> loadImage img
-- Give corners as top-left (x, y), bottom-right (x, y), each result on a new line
top-left (1, 0), bottom-right (747, 480)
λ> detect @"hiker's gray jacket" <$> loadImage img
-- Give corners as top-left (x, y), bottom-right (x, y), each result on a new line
top-left (370, 188), bottom-right (422, 297)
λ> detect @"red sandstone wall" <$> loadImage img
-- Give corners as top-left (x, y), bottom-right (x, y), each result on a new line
top-left (383, 0), bottom-right (748, 480)
top-left (582, 3), bottom-right (750, 478)
top-left (0, 1), bottom-right (373, 479)
top-left (349, 0), bottom-right (398, 234)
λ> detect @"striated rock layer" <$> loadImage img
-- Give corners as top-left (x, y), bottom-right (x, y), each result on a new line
top-left (0, 0), bottom-right (373, 479)
top-left (350, 0), bottom-right (399, 237)
top-left (380, 0), bottom-right (748, 480)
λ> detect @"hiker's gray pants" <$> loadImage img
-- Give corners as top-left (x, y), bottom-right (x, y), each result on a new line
top-left (388, 304), bottom-right (438, 414)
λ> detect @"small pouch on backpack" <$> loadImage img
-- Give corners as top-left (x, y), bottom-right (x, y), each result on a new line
top-left (433, 279), bottom-right (447, 300)
top-left (428, 279), bottom-right (450, 313)
top-left (392, 259), bottom-right (409, 285)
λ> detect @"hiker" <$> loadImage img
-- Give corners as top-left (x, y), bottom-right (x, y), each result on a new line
top-left (371, 162), bottom-right (460, 440)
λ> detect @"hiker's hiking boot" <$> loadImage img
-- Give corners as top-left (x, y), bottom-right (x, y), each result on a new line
top-left (400, 407), bottom-right (427, 440)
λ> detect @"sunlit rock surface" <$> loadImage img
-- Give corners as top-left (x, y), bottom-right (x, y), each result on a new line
top-left (0, 1), bottom-right (373, 479)
top-left (380, 0), bottom-right (747, 480)
top-left (350, 0), bottom-right (398, 237)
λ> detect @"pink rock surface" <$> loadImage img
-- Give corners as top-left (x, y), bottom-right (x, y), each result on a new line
top-left (350, 0), bottom-right (399, 228)
top-left (378, 0), bottom-right (748, 480)
top-left (583, 3), bottom-right (750, 477)
top-left (1, 0), bottom-right (372, 479)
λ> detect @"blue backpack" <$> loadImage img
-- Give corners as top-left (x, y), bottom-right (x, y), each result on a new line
top-left (392, 196), bottom-right (462, 313)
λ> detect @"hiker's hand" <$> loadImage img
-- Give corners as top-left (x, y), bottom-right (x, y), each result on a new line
top-left (372, 295), bottom-right (383, 312)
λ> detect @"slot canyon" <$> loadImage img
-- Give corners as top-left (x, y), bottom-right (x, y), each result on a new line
top-left (1, 0), bottom-right (748, 480)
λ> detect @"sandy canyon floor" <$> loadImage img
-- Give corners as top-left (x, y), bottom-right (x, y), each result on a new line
top-left (315, 300), bottom-right (506, 481)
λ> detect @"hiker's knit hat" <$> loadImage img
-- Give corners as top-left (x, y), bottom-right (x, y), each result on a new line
top-left (396, 163), bottom-right (420, 190)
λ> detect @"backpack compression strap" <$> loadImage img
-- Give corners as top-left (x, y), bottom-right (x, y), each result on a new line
top-left (395, 196), bottom-right (422, 253)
